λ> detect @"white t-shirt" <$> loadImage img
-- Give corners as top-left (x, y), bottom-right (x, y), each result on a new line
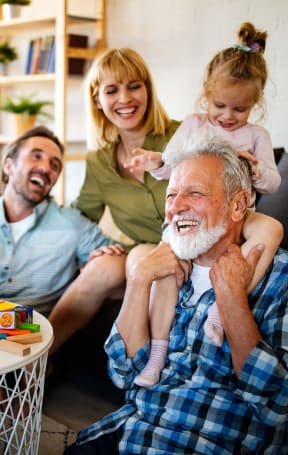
top-left (10, 212), bottom-right (35, 243)
top-left (189, 262), bottom-right (211, 306)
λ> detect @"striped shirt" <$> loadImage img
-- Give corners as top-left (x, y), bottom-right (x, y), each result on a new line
top-left (0, 197), bottom-right (112, 315)
top-left (76, 249), bottom-right (288, 454)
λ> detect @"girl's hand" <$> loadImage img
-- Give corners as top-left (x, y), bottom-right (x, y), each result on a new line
top-left (88, 244), bottom-right (126, 262)
top-left (237, 150), bottom-right (259, 178)
top-left (124, 148), bottom-right (163, 172)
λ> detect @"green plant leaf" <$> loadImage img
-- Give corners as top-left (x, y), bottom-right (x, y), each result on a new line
top-left (0, 94), bottom-right (53, 118)
top-left (0, 41), bottom-right (18, 63)
top-left (0, 0), bottom-right (31, 5)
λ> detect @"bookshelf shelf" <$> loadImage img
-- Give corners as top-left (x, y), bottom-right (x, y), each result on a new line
top-left (67, 47), bottom-right (99, 60)
top-left (0, 15), bottom-right (99, 34)
top-left (0, 74), bottom-right (55, 85)
top-left (0, 16), bottom-right (56, 34)
top-left (64, 153), bottom-right (87, 161)
top-left (0, 0), bottom-right (106, 203)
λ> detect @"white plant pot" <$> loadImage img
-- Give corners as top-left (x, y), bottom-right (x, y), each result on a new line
top-left (2, 4), bottom-right (22, 21)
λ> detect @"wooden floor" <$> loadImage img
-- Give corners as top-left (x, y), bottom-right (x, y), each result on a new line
top-left (43, 367), bottom-right (124, 432)
top-left (42, 300), bottom-right (125, 433)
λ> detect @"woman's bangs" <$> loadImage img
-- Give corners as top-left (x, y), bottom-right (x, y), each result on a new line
top-left (105, 56), bottom-right (146, 83)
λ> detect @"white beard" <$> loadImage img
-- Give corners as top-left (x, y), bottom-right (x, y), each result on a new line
top-left (167, 217), bottom-right (227, 260)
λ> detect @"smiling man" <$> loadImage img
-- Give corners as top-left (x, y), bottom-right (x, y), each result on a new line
top-left (65, 137), bottom-right (288, 455)
top-left (0, 126), bottom-right (115, 317)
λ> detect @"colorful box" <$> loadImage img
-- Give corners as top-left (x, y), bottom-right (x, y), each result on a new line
top-left (0, 301), bottom-right (33, 329)
top-left (14, 306), bottom-right (33, 325)
top-left (0, 309), bottom-right (16, 329)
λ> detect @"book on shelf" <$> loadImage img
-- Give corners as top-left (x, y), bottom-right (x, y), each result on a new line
top-left (29, 37), bottom-right (42, 75)
top-left (24, 34), bottom-right (89, 76)
top-left (25, 39), bottom-right (34, 75)
top-left (46, 38), bottom-right (55, 73)
top-left (38, 36), bottom-right (54, 73)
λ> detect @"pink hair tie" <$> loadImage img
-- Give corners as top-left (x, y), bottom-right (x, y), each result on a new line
top-left (233, 43), bottom-right (261, 53)
top-left (249, 42), bottom-right (261, 52)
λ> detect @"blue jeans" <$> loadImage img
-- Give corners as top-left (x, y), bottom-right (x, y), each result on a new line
top-left (63, 426), bottom-right (123, 455)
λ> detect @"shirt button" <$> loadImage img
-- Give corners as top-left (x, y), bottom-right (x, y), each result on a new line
top-left (168, 365), bottom-right (174, 370)
top-left (186, 346), bottom-right (191, 351)
top-left (137, 410), bottom-right (142, 416)
top-left (7, 278), bottom-right (12, 283)
top-left (196, 310), bottom-right (201, 316)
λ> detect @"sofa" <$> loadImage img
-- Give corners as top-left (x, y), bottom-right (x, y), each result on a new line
top-left (49, 148), bottom-right (287, 408)
top-left (256, 148), bottom-right (288, 250)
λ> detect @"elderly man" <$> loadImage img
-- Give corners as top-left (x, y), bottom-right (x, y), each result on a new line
top-left (65, 137), bottom-right (288, 454)
top-left (0, 126), bottom-right (124, 320)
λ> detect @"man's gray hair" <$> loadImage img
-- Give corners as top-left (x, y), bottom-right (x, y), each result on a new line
top-left (165, 135), bottom-right (252, 203)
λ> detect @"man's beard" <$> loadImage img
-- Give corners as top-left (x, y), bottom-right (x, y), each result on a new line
top-left (13, 176), bottom-right (49, 207)
top-left (167, 217), bottom-right (227, 260)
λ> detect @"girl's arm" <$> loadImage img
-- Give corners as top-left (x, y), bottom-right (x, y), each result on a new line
top-left (242, 210), bottom-right (283, 293)
top-left (124, 148), bottom-right (172, 180)
top-left (250, 129), bottom-right (281, 194)
top-left (124, 148), bottom-right (163, 172)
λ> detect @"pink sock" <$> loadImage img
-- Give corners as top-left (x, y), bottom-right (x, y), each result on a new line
top-left (204, 302), bottom-right (224, 346)
top-left (134, 339), bottom-right (168, 387)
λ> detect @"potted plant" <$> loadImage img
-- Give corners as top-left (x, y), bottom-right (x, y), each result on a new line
top-left (0, 41), bottom-right (18, 74)
top-left (0, 0), bottom-right (31, 21)
top-left (0, 93), bottom-right (53, 135)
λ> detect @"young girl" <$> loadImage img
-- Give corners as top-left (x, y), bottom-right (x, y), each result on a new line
top-left (125, 22), bottom-right (283, 387)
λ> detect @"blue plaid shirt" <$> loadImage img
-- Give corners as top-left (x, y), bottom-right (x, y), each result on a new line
top-left (77, 249), bottom-right (288, 454)
top-left (0, 197), bottom-right (112, 315)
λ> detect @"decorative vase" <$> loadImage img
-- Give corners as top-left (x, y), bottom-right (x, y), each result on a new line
top-left (11, 113), bottom-right (36, 136)
top-left (2, 4), bottom-right (22, 21)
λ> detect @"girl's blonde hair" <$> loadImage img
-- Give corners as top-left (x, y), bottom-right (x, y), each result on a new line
top-left (201, 22), bottom-right (268, 117)
top-left (86, 48), bottom-right (171, 148)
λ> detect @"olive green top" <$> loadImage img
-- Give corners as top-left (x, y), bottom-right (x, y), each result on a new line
top-left (75, 120), bottom-right (180, 245)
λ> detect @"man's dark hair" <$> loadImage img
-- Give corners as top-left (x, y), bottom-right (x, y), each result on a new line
top-left (1, 126), bottom-right (65, 184)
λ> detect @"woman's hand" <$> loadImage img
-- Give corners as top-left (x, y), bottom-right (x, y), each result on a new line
top-left (88, 244), bottom-right (126, 262)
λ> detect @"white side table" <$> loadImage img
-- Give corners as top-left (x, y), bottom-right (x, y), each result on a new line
top-left (0, 311), bottom-right (53, 454)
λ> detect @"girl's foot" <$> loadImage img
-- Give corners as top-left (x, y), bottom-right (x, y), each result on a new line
top-left (204, 319), bottom-right (224, 346)
top-left (134, 339), bottom-right (168, 388)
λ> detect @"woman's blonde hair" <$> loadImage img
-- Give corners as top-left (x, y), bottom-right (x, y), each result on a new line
top-left (200, 22), bottom-right (268, 119)
top-left (86, 47), bottom-right (171, 148)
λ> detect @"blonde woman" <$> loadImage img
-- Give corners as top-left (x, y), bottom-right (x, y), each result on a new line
top-left (48, 48), bottom-right (180, 358)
